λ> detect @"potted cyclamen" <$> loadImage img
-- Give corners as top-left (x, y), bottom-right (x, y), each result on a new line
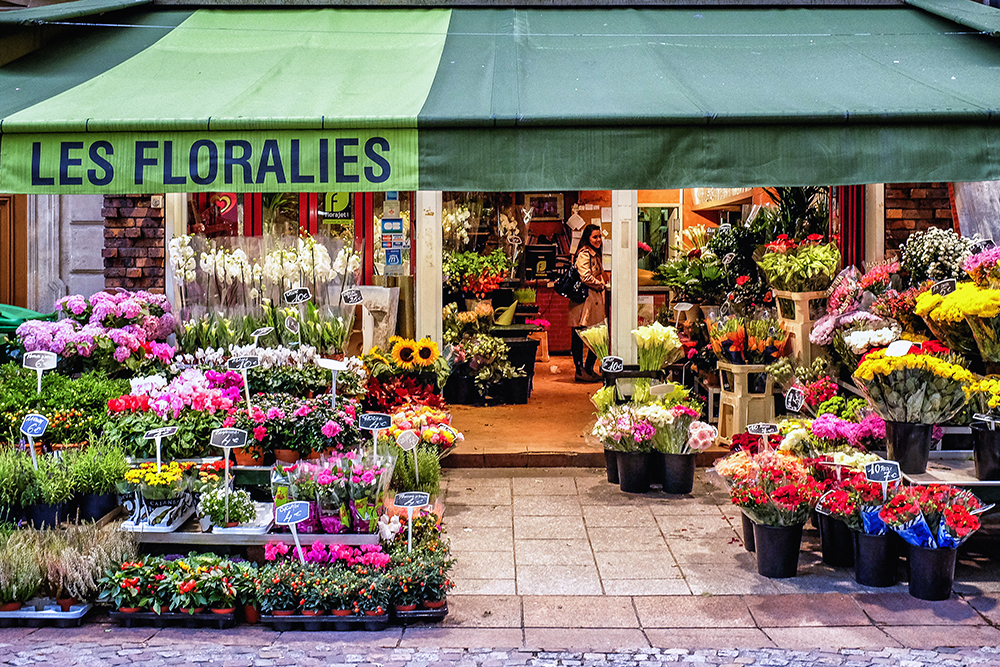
top-left (879, 484), bottom-right (984, 601)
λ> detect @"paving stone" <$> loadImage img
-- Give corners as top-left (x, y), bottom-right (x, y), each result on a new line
top-left (516, 565), bottom-right (603, 595)
top-left (514, 516), bottom-right (588, 540)
top-left (514, 477), bottom-right (579, 496)
top-left (633, 596), bottom-right (755, 628)
top-left (445, 506), bottom-right (515, 528)
top-left (513, 496), bottom-right (584, 516)
top-left (881, 625), bottom-right (1000, 649)
top-left (398, 628), bottom-right (524, 648)
top-left (582, 506), bottom-right (656, 527)
top-left (854, 593), bottom-right (985, 626)
top-left (764, 627), bottom-right (901, 649)
top-left (587, 528), bottom-right (668, 551)
top-left (452, 578), bottom-right (518, 595)
top-left (524, 629), bottom-right (650, 651)
top-left (522, 596), bottom-right (638, 628)
top-left (442, 596), bottom-right (523, 628)
top-left (515, 540), bottom-right (596, 567)
top-left (602, 579), bottom-right (692, 596)
top-left (595, 551), bottom-right (681, 580)
top-left (681, 565), bottom-right (781, 596)
top-left (452, 550), bottom-right (517, 580)
top-left (645, 629), bottom-right (775, 649)
top-left (745, 594), bottom-right (871, 628)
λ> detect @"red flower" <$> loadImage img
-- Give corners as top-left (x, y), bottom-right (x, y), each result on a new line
top-left (736, 275), bottom-right (750, 287)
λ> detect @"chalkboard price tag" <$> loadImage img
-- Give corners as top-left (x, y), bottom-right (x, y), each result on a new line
top-left (20, 414), bottom-right (48, 438)
top-left (283, 287), bottom-right (312, 305)
top-left (394, 491), bottom-right (430, 508)
top-left (396, 430), bottom-right (420, 452)
top-left (865, 460), bottom-right (901, 484)
top-left (144, 426), bottom-right (179, 440)
top-left (931, 279), bottom-right (957, 296)
top-left (251, 327), bottom-right (274, 339)
top-left (673, 302), bottom-right (693, 312)
top-left (719, 301), bottom-right (732, 318)
top-left (342, 288), bottom-right (364, 305)
top-left (317, 358), bottom-right (348, 372)
top-left (718, 224), bottom-right (732, 234)
top-left (746, 422), bottom-right (779, 436)
top-left (507, 234), bottom-right (523, 246)
top-left (722, 253), bottom-right (736, 265)
top-left (227, 355), bottom-right (260, 371)
top-left (23, 351), bottom-right (57, 371)
top-left (884, 340), bottom-right (914, 358)
top-left (210, 428), bottom-right (249, 449)
top-left (972, 239), bottom-right (996, 254)
top-left (358, 413), bottom-right (392, 431)
top-left (785, 387), bottom-right (805, 413)
top-left (274, 501), bottom-right (311, 526)
top-left (601, 356), bottom-right (624, 373)
top-left (285, 316), bottom-right (300, 335)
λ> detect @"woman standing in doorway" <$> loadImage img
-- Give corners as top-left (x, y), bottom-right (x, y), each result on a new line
top-left (569, 224), bottom-right (607, 382)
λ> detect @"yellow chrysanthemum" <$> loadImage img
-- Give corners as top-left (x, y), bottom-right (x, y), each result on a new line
top-left (392, 341), bottom-right (418, 370)
top-left (413, 338), bottom-right (440, 367)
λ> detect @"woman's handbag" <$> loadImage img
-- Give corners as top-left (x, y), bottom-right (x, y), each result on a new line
top-left (554, 264), bottom-right (589, 303)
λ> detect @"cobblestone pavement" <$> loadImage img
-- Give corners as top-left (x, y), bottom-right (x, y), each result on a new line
top-left (3, 641), bottom-right (1000, 667)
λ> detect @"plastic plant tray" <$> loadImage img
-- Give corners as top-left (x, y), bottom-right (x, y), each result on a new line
top-left (261, 612), bottom-right (390, 632)
top-left (0, 603), bottom-right (92, 628)
top-left (393, 604), bottom-right (448, 624)
top-left (121, 506), bottom-right (195, 533)
top-left (211, 503), bottom-right (275, 535)
top-left (109, 609), bottom-right (236, 629)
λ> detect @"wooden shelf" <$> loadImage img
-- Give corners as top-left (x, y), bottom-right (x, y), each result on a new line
top-left (691, 191), bottom-right (753, 212)
top-left (136, 520), bottom-right (380, 546)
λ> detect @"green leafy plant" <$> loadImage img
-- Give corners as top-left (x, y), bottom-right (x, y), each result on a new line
top-left (390, 446), bottom-right (441, 496)
top-left (0, 448), bottom-right (32, 508)
top-left (72, 441), bottom-right (129, 495)
top-left (654, 253), bottom-right (727, 303)
top-left (417, 552), bottom-right (455, 603)
top-left (201, 565), bottom-right (238, 609)
top-left (257, 561), bottom-right (302, 613)
top-left (758, 240), bottom-right (841, 292)
top-left (753, 187), bottom-right (829, 242)
top-left (198, 488), bottom-right (256, 527)
top-left (25, 454), bottom-right (76, 506)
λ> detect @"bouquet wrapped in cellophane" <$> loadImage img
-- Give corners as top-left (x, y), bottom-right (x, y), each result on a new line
top-left (879, 484), bottom-right (985, 548)
top-left (852, 342), bottom-right (974, 424)
top-left (715, 450), bottom-right (822, 527)
top-left (708, 316), bottom-right (790, 365)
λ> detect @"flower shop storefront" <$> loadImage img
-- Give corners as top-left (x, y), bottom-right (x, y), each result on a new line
top-left (2, 0), bottom-right (1000, 623)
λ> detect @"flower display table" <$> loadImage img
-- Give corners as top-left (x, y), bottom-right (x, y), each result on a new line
top-left (774, 290), bottom-right (827, 366)
top-left (716, 361), bottom-right (774, 446)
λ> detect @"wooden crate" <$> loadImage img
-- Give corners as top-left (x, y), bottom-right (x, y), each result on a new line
top-left (716, 361), bottom-right (774, 445)
top-left (528, 330), bottom-right (550, 362)
top-left (774, 290), bottom-right (827, 366)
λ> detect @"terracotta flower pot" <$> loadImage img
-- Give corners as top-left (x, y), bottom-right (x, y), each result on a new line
top-left (233, 448), bottom-right (263, 467)
top-left (211, 607), bottom-right (235, 615)
top-left (57, 598), bottom-right (77, 613)
top-left (331, 608), bottom-right (353, 616)
top-left (0, 602), bottom-right (22, 612)
top-left (302, 609), bottom-right (325, 616)
top-left (225, 522), bottom-right (240, 528)
top-left (272, 609), bottom-right (296, 616)
top-left (394, 603), bottom-right (417, 612)
top-left (274, 449), bottom-right (300, 465)
top-left (422, 599), bottom-right (447, 609)
top-left (179, 607), bottom-right (205, 615)
top-left (117, 607), bottom-right (140, 614)
top-left (364, 609), bottom-right (383, 616)
top-left (244, 604), bottom-right (261, 624)
top-left (307, 451), bottom-right (323, 461)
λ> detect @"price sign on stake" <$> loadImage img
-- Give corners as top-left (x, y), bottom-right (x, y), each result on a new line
top-left (601, 356), bottom-right (624, 374)
top-left (722, 253), bottom-right (736, 265)
top-left (396, 429), bottom-right (421, 488)
top-left (210, 428), bottom-right (247, 526)
top-left (341, 288), bottom-right (363, 305)
top-left (785, 387), bottom-right (805, 413)
top-left (283, 287), bottom-right (312, 305)
top-left (228, 356), bottom-right (260, 412)
top-left (931, 279), bottom-right (957, 296)
top-left (507, 234), bottom-right (523, 246)
top-left (747, 423), bottom-right (779, 436)
top-left (274, 501), bottom-right (311, 564)
top-left (250, 327), bottom-right (274, 347)
top-left (865, 460), bottom-right (901, 502)
top-left (144, 426), bottom-right (178, 473)
top-left (673, 302), bottom-right (693, 327)
top-left (20, 414), bottom-right (48, 470)
top-left (317, 358), bottom-right (349, 406)
top-left (23, 351), bottom-right (57, 395)
top-left (394, 491), bottom-right (430, 552)
top-left (359, 413), bottom-right (391, 458)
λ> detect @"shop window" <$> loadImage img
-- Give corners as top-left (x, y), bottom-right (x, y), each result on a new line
top-left (638, 205), bottom-right (680, 269)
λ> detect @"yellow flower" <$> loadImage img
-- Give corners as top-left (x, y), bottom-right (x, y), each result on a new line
top-left (413, 338), bottom-right (440, 367)
top-left (392, 341), bottom-right (417, 370)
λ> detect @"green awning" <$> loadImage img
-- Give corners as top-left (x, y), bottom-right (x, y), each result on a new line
top-left (2, 5), bottom-right (1000, 193)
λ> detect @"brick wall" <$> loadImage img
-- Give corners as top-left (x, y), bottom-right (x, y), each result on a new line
top-left (102, 195), bottom-right (166, 292)
top-left (884, 183), bottom-right (955, 252)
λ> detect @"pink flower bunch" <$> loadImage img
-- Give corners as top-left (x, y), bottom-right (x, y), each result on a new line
top-left (687, 421), bottom-right (717, 452)
top-left (263, 541), bottom-right (290, 561)
top-left (963, 245), bottom-right (1000, 275)
top-left (671, 405), bottom-right (700, 419)
top-left (204, 370), bottom-right (244, 403)
top-left (124, 368), bottom-right (236, 419)
top-left (57, 290), bottom-right (174, 341)
top-left (321, 420), bottom-right (342, 438)
top-left (811, 413), bottom-right (886, 450)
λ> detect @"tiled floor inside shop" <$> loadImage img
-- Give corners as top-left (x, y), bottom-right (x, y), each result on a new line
top-left (441, 467), bottom-right (1000, 598)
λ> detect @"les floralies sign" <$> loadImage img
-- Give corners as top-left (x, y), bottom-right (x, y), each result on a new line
top-left (5, 131), bottom-right (415, 194)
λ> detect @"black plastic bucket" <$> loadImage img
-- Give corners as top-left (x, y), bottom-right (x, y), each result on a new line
top-left (742, 512), bottom-right (756, 553)
top-left (617, 451), bottom-right (651, 494)
top-left (853, 530), bottom-right (899, 588)
top-left (753, 522), bottom-right (804, 578)
top-left (818, 513), bottom-right (855, 567)
top-left (662, 453), bottom-right (696, 494)
top-left (605, 449), bottom-right (620, 484)
top-left (907, 544), bottom-right (957, 601)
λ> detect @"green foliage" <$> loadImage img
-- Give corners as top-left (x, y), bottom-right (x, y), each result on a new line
top-left (104, 409), bottom-right (225, 460)
top-left (654, 253), bottom-right (727, 302)
top-left (390, 446), bottom-right (441, 496)
top-left (753, 187), bottom-right (829, 242)
top-left (758, 243), bottom-right (841, 292)
top-left (0, 448), bottom-right (32, 508)
top-left (72, 440), bottom-right (129, 495)
top-left (247, 364), bottom-right (331, 396)
top-left (29, 454), bottom-right (76, 506)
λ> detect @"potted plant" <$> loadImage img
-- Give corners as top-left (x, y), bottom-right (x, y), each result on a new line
top-left (329, 568), bottom-right (360, 616)
top-left (0, 448), bottom-right (32, 524)
top-left (879, 484), bottom-right (984, 601)
top-left (967, 377), bottom-right (1000, 480)
top-left (72, 442), bottom-right (128, 521)
top-left (388, 560), bottom-right (423, 612)
top-left (723, 450), bottom-right (822, 578)
top-left (0, 532), bottom-right (41, 611)
top-left (198, 487), bottom-right (256, 528)
top-left (258, 562), bottom-right (301, 615)
top-left (133, 461), bottom-right (190, 526)
top-left (171, 569), bottom-right (208, 614)
top-left (592, 404), bottom-right (657, 493)
top-left (202, 566), bottom-right (238, 614)
top-left (419, 552), bottom-right (454, 609)
top-left (300, 569), bottom-right (333, 617)
top-left (37, 521), bottom-right (138, 611)
top-left (23, 454), bottom-right (75, 529)
top-left (355, 571), bottom-right (390, 616)
top-left (97, 560), bottom-right (153, 613)
top-left (853, 342), bottom-right (974, 474)
top-left (653, 415), bottom-right (716, 495)
top-left (232, 561), bottom-right (261, 624)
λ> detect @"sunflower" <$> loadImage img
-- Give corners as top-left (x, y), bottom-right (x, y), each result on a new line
top-left (413, 338), bottom-right (440, 367)
top-left (392, 340), bottom-right (418, 370)
top-left (387, 335), bottom-right (403, 351)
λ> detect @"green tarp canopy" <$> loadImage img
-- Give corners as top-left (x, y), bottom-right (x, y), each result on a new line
top-left (1, 2), bottom-right (1000, 193)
